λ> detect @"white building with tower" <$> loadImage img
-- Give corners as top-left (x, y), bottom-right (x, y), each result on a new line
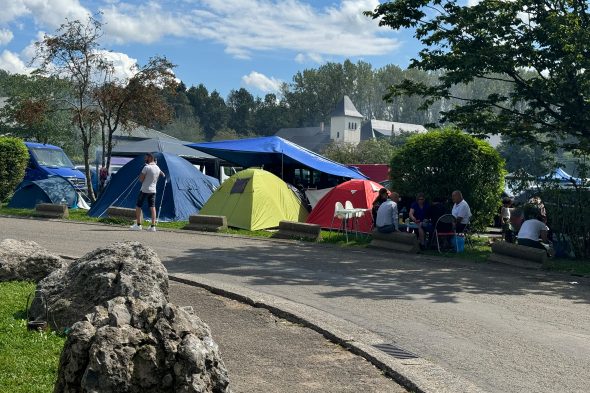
top-left (276, 95), bottom-right (427, 153)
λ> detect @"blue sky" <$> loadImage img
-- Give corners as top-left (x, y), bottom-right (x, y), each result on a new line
top-left (0, 0), bottom-right (421, 97)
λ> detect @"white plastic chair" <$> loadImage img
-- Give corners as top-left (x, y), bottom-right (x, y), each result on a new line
top-left (330, 201), bottom-right (349, 242)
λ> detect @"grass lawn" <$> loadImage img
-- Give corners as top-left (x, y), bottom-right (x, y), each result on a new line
top-left (0, 282), bottom-right (64, 393)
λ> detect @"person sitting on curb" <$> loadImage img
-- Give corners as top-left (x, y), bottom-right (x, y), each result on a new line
top-left (372, 188), bottom-right (389, 225)
top-left (451, 190), bottom-right (471, 233)
top-left (517, 214), bottom-right (553, 255)
top-left (409, 192), bottom-right (431, 249)
top-left (375, 192), bottom-right (400, 234)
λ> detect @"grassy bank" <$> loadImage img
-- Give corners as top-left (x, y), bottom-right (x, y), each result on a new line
top-left (0, 282), bottom-right (64, 393)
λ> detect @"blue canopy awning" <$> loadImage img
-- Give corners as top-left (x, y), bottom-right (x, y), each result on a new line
top-left (186, 136), bottom-right (366, 179)
top-left (540, 168), bottom-right (581, 185)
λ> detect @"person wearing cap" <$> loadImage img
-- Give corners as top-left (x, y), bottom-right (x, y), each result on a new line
top-left (130, 153), bottom-right (165, 232)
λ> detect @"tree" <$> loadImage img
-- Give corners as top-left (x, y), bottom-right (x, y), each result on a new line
top-left (322, 139), bottom-right (397, 164)
top-left (0, 74), bottom-right (75, 152)
top-left (366, 0), bottom-right (590, 152)
top-left (0, 137), bottom-right (28, 202)
top-left (497, 136), bottom-right (554, 177)
top-left (33, 16), bottom-right (109, 201)
top-left (389, 129), bottom-right (505, 230)
top-left (205, 91), bottom-right (229, 140)
top-left (227, 88), bottom-right (255, 134)
top-left (253, 94), bottom-right (290, 136)
top-left (95, 56), bottom-right (177, 177)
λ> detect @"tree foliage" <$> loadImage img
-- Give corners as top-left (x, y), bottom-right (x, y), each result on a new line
top-left (0, 137), bottom-right (28, 202)
top-left (497, 136), bottom-right (554, 177)
top-left (0, 74), bottom-right (75, 152)
top-left (32, 16), bottom-right (109, 200)
top-left (322, 139), bottom-right (398, 164)
top-left (95, 55), bottom-right (176, 175)
top-left (390, 129), bottom-right (505, 230)
top-left (367, 0), bottom-right (590, 152)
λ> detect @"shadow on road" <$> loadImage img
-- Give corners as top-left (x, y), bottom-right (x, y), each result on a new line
top-left (164, 242), bottom-right (590, 304)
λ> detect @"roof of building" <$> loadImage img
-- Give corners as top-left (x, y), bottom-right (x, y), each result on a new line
top-left (329, 95), bottom-right (363, 118)
top-left (112, 123), bottom-right (180, 142)
top-left (276, 127), bottom-right (332, 153)
top-left (361, 120), bottom-right (427, 140)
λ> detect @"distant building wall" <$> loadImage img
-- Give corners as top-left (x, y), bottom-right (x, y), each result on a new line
top-left (330, 116), bottom-right (361, 144)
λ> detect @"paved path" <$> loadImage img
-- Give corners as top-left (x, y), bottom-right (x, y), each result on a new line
top-left (169, 281), bottom-right (405, 393)
top-left (2, 217), bottom-right (589, 392)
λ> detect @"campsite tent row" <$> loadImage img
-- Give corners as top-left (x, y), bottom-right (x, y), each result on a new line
top-left (9, 136), bottom-right (376, 231)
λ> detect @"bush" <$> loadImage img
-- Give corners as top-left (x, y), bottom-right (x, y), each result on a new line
top-left (322, 139), bottom-right (397, 164)
top-left (0, 137), bottom-right (28, 202)
top-left (390, 128), bottom-right (505, 230)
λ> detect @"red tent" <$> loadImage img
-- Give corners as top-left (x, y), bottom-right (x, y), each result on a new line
top-left (306, 179), bottom-right (384, 233)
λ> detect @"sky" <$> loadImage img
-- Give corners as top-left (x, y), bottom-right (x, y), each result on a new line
top-left (0, 0), bottom-right (423, 98)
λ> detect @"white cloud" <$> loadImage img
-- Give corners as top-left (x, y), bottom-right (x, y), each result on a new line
top-left (98, 50), bottom-right (139, 82)
top-left (100, 0), bottom-right (399, 60)
top-left (294, 52), bottom-right (325, 64)
top-left (101, 3), bottom-right (191, 44)
top-left (242, 71), bottom-right (283, 93)
top-left (0, 29), bottom-right (14, 46)
top-left (0, 0), bottom-right (90, 28)
top-left (0, 50), bottom-right (32, 74)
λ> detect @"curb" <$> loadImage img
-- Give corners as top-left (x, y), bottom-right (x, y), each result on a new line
top-left (168, 274), bottom-right (485, 393)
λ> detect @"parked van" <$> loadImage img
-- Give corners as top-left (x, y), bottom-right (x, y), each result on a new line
top-left (24, 142), bottom-right (87, 191)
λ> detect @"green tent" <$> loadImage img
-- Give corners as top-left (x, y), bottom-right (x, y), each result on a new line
top-left (199, 168), bottom-right (308, 230)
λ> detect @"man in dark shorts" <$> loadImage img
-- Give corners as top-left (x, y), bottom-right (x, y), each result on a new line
top-left (130, 153), bottom-right (165, 232)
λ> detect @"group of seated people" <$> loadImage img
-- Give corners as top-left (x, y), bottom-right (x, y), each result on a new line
top-left (371, 189), bottom-right (472, 250)
top-left (501, 197), bottom-right (553, 254)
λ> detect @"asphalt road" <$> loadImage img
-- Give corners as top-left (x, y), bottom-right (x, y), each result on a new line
top-left (2, 217), bottom-right (589, 392)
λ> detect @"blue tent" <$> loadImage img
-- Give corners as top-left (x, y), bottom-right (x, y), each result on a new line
top-left (88, 153), bottom-right (219, 221)
top-left (187, 136), bottom-right (366, 180)
top-left (9, 176), bottom-right (78, 209)
top-left (540, 168), bottom-right (581, 185)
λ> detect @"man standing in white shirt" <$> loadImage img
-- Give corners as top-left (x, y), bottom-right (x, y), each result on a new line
top-left (451, 190), bottom-right (471, 233)
top-left (130, 153), bottom-right (165, 232)
top-left (375, 192), bottom-right (400, 233)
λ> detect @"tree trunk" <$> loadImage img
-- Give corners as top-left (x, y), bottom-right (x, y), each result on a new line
top-left (83, 142), bottom-right (96, 202)
top-left (106, 127), bottom-right (114, 175)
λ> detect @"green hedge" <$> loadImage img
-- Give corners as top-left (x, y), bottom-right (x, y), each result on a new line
top-left (390, 129), bottom-right (505, 230)
top-left (0, 137), bottom-right (28, 202)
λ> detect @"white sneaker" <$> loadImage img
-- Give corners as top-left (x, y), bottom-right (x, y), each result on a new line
top-left (130, 223), bottom-right (142, 231)
top-left (148, 225), bottom-right (156, 232)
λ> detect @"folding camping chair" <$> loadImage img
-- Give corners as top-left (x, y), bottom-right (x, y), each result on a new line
top-left (434, 214), bottom-right (458, 253)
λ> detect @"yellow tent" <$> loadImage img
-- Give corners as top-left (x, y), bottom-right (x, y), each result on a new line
top-left (199, 168), bottom-right (308, 231)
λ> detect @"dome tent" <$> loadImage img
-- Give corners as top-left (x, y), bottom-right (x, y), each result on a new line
top-left (9, 176), bottom-right (78, 209)
top-left (199, 168), bottom-right (308, 231)
top-left (306, 179), bottom-right (383, 233)
top-left (88, 153), bottom-right (219, 222)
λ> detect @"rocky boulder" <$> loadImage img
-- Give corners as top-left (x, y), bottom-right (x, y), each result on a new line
top-left (30, 241), bottom-right (169, 331)
top-left (54, 297), bottom-right (231, 393)
top-left (0, 239), bottom-right (65, 282)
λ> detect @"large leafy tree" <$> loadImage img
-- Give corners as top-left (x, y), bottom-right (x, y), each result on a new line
top-left (227, 88), bottom-right (256, 135)
top-left (367, 0), bottom-right (590, 152)
top-left (95, 56), bottom-right (177, 177)
top-left (0, 74), bottom-right (75, 151)
top-left (390, 129), bottom-right (505, 230)
top-left (33, 16), bottom-right (109, 200)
